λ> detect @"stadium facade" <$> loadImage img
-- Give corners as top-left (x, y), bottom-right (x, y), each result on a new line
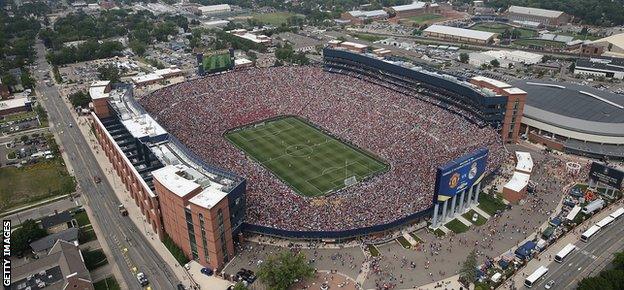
top-left (513, 80), bottom-right (624, 159)
top-left (90, 83), bottom-right (245, 271)
top-left (323, 44), bottom-right (526, 143)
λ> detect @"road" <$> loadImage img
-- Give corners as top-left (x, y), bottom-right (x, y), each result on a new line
top-left (32, 41), bottom-right (180, 290)
top-left (530, 216), bottom-right (624, 289)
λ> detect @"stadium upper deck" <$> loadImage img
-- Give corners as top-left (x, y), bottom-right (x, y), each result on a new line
top-left (322, 46), bottom-right (525, 143)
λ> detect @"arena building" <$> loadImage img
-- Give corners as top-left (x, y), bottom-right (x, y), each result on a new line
top-left (513, 80), bottom-right (624, 159)
top-left (505, 5), bottom-right (569, 27)
top-left (574, 57), bottom-right (624, 80)
top-left (423, 25), bottom-right (496, 44)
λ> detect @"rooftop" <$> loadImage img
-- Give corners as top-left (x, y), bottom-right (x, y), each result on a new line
top-left (514, 80), bottom-right (624, 136)
top-left (152, 165), bottom-right (201, 198)
top-left (0, 97), bottom-right (30, 111)
top-left (30, 228), bottom-right (79, 253)
top-left (40, 211), bottom-right (73, 229)
top-left (189, 185), bottom-right (228, 209)
top-left (392, 1), bottom-right (426, 12)
top-left (504, 171), bottom-right (530, 192)
top-left (348, 9), bottom-right (388, 18)
top-left (507, 5), bottom-right (564, 18)
top-left (472, 75), bottom-right (512, 89)
top-left (89, 80), bottom-right (110, 100)
top-left (121, 114), bottom-right (168, 140)
top-left (424, 25), bottom-right (496, 41)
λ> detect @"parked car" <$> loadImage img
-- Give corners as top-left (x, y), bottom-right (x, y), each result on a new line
top-left (472, 213), bottom-right (479, 222)
top-left (136, 272), bottom-right (149, 286)
top-left (200, 267), bottom-right (213, 276)
top-left (544, 280), bottom-right (555, 289)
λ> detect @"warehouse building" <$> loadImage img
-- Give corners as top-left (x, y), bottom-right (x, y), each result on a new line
top-left (468, 50), bottom-right (543, 67)
top-left (423, 25), bottom-right (496, 44)
top-left (388, 1), bottom-right (440, 19)
top-left (506, 5), bottom-right (569, 26)
top-left (340, 9), bottom-right (388, 24)
top-left (574, 58), bottom-right (624, 80)
top-left (589, 33), bottom-right (624, 58)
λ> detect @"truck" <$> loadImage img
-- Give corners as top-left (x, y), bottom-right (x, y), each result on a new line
top-left (93, 176), bottom-right (101, 184)
top-left (118, 204), bottom-right (128, 216)
top-left (581, 199), bottom-right (605, 215)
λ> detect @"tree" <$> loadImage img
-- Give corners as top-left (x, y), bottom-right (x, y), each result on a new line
top-left (257, 251), bottom-right (315, 290)
top-left (490, 59), bottom-right (500, 68)
top-left (11, 219), bottom-right (47, 255)
top-left (97, 64), bottom-right (120, 83)
top-left (577, 276), bottom-right (614, 290)
top-left (68, 91), bottom-right (92, 108)
top-left (232, 282), bottom-right (249, 290)
top-left (459, 52), bottom-right (469, 63)
top-left (1, 73), bottom-right (17, 89)
top-left (459, 250), bottom-right (477, 286)
top-left (129, 40), bottom-right (147, 57)
top-left (613, 252), bottom-right (624, 270)
top-left (21, 70), bottom-right (35, 89)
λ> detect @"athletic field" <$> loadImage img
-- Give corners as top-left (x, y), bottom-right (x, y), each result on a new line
top-left (225, 117), bottom-right (388, 197)
top-left (202, 53), bottom-right (231, 73)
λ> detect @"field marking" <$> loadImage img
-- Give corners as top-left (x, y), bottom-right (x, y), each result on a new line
top-left (238, 121), bottom-right (297, 142)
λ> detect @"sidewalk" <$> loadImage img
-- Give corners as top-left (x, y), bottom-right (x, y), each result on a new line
top-left (73, 113), bottom-right (206, 289)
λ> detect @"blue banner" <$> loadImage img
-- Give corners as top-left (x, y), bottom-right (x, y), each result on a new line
top-left (435, 148), bottom-right (489, 198)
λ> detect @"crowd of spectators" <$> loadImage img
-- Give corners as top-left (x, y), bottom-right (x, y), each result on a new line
top-left (140, 66), bottom-right (508, 232)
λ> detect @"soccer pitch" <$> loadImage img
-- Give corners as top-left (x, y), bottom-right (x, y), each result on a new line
top-left (225, 117), bottom-right (388, 197)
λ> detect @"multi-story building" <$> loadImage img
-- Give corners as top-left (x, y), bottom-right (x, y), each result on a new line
top-left (506, 5), bottom-right (569, 26)
top-left (388, 1), bottom-right (440, 19)
top-left (90, 82), bottom-right (245, 271)
top-left (340, 9), bottom-right (388, 24)
top-left (470, 76), bottom-right (527, 143)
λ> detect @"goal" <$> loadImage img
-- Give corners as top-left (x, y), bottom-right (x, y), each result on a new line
top-left (344, 176), bottom-right (358, 187)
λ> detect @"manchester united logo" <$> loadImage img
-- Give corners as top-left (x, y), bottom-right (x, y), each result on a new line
top-left (449, 172), bottom-right (460, 188)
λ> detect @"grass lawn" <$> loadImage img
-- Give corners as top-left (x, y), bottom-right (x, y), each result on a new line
top-left (407, 13), bottom-right (443, 24)
top-left (74, 211), bottom-right (91, 227)
top-left (202, 53), bottom-right (231, 73)
top-left (433, 228), bottom-right (445, 237)
top-left (0, 160), bottom-right (75, 213)
top-left (226, 117), bottom-right (388, 197)
top-left (252, 12), bottom-right (301, 26)
top-left (83, 249), bottom-right (108, 271)
top-left (462, 209), bottom-right (487, 226)
top-left (471, 23), bottom-right (535, 38)
top-left (367, 244), bottom-right (380, 257)
top-left (396, 236), bottom-right (412, 249)
top-left (409, 232), bottom-right (423, 243)
top-left (556, 31), bottom-right (599, 41)
top-left (79, 225), bottom-right (98, 243)
top-left (512, 39), bottom-right (566, 48)
top-left (350, 33), bottom-right (385, 42)
top-left (446, 219), bottom-right (469, 234)
top-left (94, 277), bottom-right (121, 290)
top-left (478, 193), bottom-right (507, 216)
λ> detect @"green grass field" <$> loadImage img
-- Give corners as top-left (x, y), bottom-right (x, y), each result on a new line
top-left (0, 161), bottom-right (75, 213)
top-left (202, 53), bottom-right (232, 73)
top-left (462, 209), bottom-right (487, 226)
top-left (445, 219), bottom-right (469, 234)
top-left (478, 193), bottom-right (507, 216)
top-left (407, 14), bottom-right (443, 24)
top-left (471, 23), bottom-right (535, 38)
top-left (225, 117), bottom-right (388, 197)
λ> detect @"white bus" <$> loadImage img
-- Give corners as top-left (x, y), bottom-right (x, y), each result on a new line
top-left (524, 266), bottom-right (549, 288)
top-left (581, 225), bottom-right (601, 242)
top-left (596, 215), bottom-right (615, 228)
top-left (610, 207), bottom-right (624, 220)
top-left (554, 243), bottom-right (576, 263)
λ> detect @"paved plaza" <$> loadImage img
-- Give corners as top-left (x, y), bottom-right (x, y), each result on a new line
top-left (227, 143), bottom-right (592, 290)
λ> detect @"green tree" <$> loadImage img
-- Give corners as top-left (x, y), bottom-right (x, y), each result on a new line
top-left (11, 219), bottom-right (47, 255)
top-left (613, 252), bottom-right (624, 270)
top-left (21, 70), bottom-right (35, 89)
top-left (1, 73), bottom-right (17, 88)
top-left (459, 250), bottom-right (477, 285)
top-left (490, 59), bottom-right (500, 68)
top-left (257, 251), bottom-right (315, 290)
top-left (459, 52), bottom-right (469, 63)
top-left (97, 64), bottom-right (120, 83)
top-left (68, 91), bottom-right (92, 108)
top-left (577, 276), bottom-right (614, 290)
top-left (232, 282), bottom-right (248, 290)
top-left (129, 40), bottom-right (147, 57)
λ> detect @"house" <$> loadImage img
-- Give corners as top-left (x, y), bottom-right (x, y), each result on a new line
top-left (40, 211), bottom-right (76, 234)
top-left (30, 228), bottom-right (80, 256)
top-left (9, 240), bottom-right (94, 290)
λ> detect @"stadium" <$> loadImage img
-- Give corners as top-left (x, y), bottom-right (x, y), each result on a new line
top-left (135, 46), bottom-right (519, 238)
top-left (514, 80), bottom-right (624, 160)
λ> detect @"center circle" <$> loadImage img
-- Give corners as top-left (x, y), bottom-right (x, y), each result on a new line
top-left (285, 144), bottom-right (313, 157)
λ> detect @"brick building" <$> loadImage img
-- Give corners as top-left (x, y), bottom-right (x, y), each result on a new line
top-left (90, 83), bottom-right (245, 272)
top-left (470, 76), bottom-right (527, 143)
top-left (506, 6), bottom-right (569, 27)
